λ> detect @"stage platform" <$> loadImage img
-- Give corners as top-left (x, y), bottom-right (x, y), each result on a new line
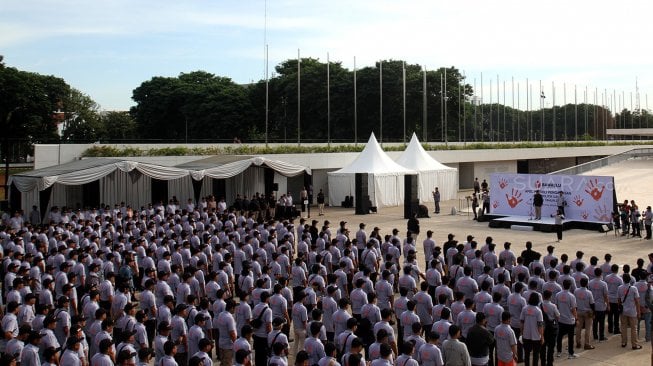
top-left (485, 214), bottom-right (608, 232)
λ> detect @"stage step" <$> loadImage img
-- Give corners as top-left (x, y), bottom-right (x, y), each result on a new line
top-left (511, 225), bottom-right (534, 231)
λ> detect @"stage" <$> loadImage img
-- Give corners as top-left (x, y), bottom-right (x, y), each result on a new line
top-left (485, 214), bottom-right (609, 233)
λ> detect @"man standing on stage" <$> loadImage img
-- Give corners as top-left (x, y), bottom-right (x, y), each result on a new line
top-left (533, 190), bottom-right (543, 220)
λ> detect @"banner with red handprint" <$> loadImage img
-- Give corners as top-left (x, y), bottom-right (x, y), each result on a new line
top-left (490, 173), bottom-right (614, 223)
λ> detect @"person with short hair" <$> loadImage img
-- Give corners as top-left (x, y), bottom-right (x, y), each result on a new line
top-left (441, 325), bottom-right (471, 366)
top-left (495, 312), bottom-right (518, 366)
top-left (618, 273), bottom-right (642, 349)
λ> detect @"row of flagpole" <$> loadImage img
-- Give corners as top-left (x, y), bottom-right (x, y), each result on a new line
top-left (262, 49), bottom-right (649, 145)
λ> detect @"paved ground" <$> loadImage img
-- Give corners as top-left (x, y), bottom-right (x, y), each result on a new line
top-left (307, 196), bottom-right (653, 366)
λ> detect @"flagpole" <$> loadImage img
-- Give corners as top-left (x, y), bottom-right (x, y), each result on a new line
top-left (297, 49), bottom-right (301, 146)
top-left (552, 81), bottom-right (556, 141)
top-left (539, 80), bottom-right (544, 142)
top-left (584, 86), bottom-right (588, 137)
top-left (574, 85), bottom-right (578, 140)
top-left (517, 81), bottom-right (520, 141)
top-left (462, 70), bottom-right (466, 145)
top-left (379, 60), bottom-right (383, 143)
top-left (489, 78), bottom-right (493, 142)
top-left (327, 52), bottom-right (330, 146)
top-left (503, 79), bottom-right (506, 141)
top-left (458, 72), bottom-right (462, 142)
top-left (480, 73), bottom-right (484, 142)
top-left (473, 77), bottom-right (477, 142)
top-left (510, 76), bottom-right (519, 142)
top-left (354, 57), bottom-right (358, 146)
top-left (423, 66), bottom-right (427, 142)
top-left (440, 73), bottom-right (444, 142)
top-left (444, 68), bottom-right (448, 146)
top-left (496, 74), bottom-right (500, 141)
top-left (402, 61), bottom-right (406, 144)
top-left (526, 78), bottom-right (529, 141)
top-left (563, 83), bottom-right (567, 140)
top-left (265, 44), bottom-right (269, 147)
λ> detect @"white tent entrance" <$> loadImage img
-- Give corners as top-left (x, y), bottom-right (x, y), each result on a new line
top-left (9, 156), bottom-right (310, 215)
top-left (328, 133), bottom-right (416, 209)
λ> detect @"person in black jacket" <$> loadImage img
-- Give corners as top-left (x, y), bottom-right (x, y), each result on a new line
top-left (533, 190), bottom-right (544, 220)
top-left (466, 312), bottom-right (495, 366)
top-left (407, 214), bottom-right (420, 241)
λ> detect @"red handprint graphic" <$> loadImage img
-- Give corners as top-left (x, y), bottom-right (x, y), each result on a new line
top-left (584, 179), bottom-right (605, 201)
top-left (572, 195), bottom-right (584, 207)
top-left (498, 178), bottom-right (509, 190)
top-left (580, 210), bottom-right (589, 220)
top-left (505, 189), bottom-right (523, 208)
top-left (492, 200), bottom-right (500, 209)
top-left (593, 204), bottom-right (611, 222)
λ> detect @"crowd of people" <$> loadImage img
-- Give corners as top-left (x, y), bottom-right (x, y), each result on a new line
top-left (0, 194), bottom-right (651, 366)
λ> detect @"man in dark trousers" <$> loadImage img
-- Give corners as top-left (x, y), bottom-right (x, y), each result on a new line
top-left (533, 190), bottom-right (544, 220)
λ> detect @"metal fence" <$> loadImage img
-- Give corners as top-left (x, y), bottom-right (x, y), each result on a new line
top-left (549, 148), bottom-right (653, 175)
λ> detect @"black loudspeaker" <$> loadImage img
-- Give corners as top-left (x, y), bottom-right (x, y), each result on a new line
top-left (404, 174), bottom-right (419, 218)
top-left (272, 183), bottom-right (279, 191)
top-left (355, 173), bottom-right (369, 215)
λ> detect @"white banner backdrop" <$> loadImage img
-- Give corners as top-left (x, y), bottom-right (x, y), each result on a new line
top-left (489, 173), bottom-right (615, 223)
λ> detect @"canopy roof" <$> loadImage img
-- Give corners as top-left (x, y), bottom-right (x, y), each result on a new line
top-left (330, 133), bottom-right (415, 175)
top-left (9, 156), bottom-right (310, 193)
top-left (396, 133), bottom-right (456, 171)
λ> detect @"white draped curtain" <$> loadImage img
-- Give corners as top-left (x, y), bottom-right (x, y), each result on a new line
top-left (100, 170), bottom-right (152, 209)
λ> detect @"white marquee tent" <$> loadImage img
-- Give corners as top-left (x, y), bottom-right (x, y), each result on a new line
top-left (327, 133), bottom-right (416, 208)
top-left (8, 156), bottom-right (310, 214)
top-left (395, 133), bottom-right (459, 202)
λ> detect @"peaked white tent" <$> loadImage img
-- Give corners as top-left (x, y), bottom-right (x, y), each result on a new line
top-left (328, 133), bottom-right (416, 208)
top-left (396, 133), bottom-right (458, 202)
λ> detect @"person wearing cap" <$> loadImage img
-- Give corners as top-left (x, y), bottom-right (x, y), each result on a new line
top-left (82, 290), bottom-right (100, 333)
top-left (188, 313), bottom-right (207, 360)
top-left (6, 324), bottom-right (30, 360)
top-left (60, 336), bottom-right (82, 366)
top-left (40, 278), bottom-right (55, 310)
top-left (268, 317), bottom-right (289, 350)
top-left (116, 328), bottom-right (138, 365)
top-left (116, 302), bottom-right (137, 343)
top-left (193, 338), bottom-right (213, 366)
top-left (91, 338), bottom-right (116, 366)
top-left (155, 321), bottom-right (173, 364)
top-left (171, 304), bottom-right (189, 366)
top-left (52, 296), bottom-right (71, 347)
top-left (17, 293), bottom-right (37, 327)
top-left (20, 330), bottom-right (42, 366)
top-left (39, 315), bottom-right (59, 358)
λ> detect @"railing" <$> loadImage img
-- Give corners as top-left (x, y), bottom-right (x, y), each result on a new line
top-left (549, 148), bottom-right (653, 175)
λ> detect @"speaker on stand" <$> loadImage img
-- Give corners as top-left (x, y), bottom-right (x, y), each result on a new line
top-left (404, 174), bottom-right (419, 219)
top-left (355, 173), bottom-right (370, 215)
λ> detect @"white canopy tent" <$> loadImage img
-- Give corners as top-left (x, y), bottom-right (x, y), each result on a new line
top-left (327, 133), bottom-right (416, 208)
top-left (395, 133), bottom-right (459, 202)
top-left (9, 156), bottom-right (310, 214)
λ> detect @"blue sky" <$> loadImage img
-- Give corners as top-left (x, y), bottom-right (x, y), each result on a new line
top-left (2, 0), bottom-right (652, 112)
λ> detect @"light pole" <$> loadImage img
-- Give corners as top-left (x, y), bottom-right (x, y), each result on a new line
top-left (4, 107), bottom-right (21, 200)
top-left (540, 89), bottom-right (546, 141)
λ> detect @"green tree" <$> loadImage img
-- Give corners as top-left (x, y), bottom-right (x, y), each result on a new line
top-left (61, 88), bottom-right (103, 142)
top-left (100, 111), bottom-right (138, 141)
top-left (131, 71), bottom-right (253, 142)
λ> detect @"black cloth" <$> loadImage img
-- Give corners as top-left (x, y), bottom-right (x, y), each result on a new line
top-left (608, 302), bottom-right (621, 333)
top-left (253, 335), bottom-right (268, 366)
top-left (593, 310), bottom-right (606, 340)
top-left (556, 322), bottom-right (575, 355)
top-left (317, 192), bottom-right (325, 204)
top-left (523, 339), bottom-right (541, 366)
top-left (540, 323), bottom-right (557, 366)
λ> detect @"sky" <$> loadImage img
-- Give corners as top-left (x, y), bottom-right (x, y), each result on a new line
top-left (2, 0), bottom-right (652, 112)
